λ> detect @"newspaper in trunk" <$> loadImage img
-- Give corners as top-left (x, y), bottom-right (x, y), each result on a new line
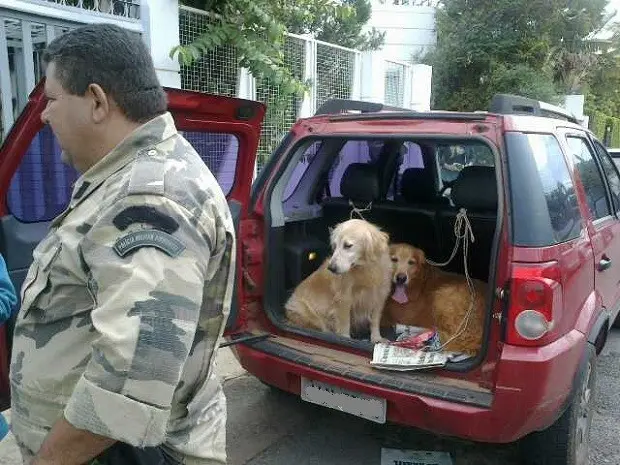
top-left (371, 343), bottom-right (449, 371)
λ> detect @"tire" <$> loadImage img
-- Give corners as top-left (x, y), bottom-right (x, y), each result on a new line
top-left (519, 343), bottom-right (597, 465)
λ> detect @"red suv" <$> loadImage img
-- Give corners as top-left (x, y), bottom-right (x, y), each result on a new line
top-left (2, 86), bottom-right (618, 465)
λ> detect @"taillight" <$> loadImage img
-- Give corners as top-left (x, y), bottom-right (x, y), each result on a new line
top-left (506, 262), bottom-right (562, 346)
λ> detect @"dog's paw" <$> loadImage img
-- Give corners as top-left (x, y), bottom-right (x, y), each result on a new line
top-left (370, 335), bottom-right (389, 344)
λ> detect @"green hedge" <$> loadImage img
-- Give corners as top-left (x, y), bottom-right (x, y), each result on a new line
top-left (589, 111), bottom-right (620, 148)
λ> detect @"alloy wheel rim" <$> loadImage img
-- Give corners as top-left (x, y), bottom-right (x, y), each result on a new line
top-left (575, 361), bottom-right (593, 464)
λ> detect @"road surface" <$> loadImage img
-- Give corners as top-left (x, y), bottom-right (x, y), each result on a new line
top-left (2, 331), bottom-right (619, 464)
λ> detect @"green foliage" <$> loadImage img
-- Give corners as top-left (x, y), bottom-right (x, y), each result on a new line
top-left (276, 0), bottom-right (385, 50)
top-left (584, 35), bottom-right (620, 117)
top-left (172, 0), bottom-right (305, 98)
top-left (486, 63), bottom-right (562, 103)
top-left (590, 111), bottom-right (620, 147)
top-left (424, 0), bottom-right (611, 111)
top-left (174, 0), bottom-right (384, 168)
top-left (172, 0), bottom-right (384, 101)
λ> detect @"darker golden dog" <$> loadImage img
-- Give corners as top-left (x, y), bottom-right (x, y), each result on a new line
top-left (381, 243), bottom-right (487, 355)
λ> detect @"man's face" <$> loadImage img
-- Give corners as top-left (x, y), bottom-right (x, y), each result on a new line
top-left (40, 62), bottom-right (93, 170)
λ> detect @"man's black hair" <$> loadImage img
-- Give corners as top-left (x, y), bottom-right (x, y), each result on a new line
top-left (42, 23), bottom-right (168, 123)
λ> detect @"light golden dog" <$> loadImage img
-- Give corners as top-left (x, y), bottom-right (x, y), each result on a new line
top-left (381, 243), bottom-right (487, 355)
top-left (284, 219), bottom-right (392, 343)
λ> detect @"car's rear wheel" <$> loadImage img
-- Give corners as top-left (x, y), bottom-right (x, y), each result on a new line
top-left (519, 343), bottom-right (596, 465)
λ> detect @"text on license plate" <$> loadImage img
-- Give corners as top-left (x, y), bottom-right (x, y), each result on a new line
top-left (300, 377), bottom-right (387, 424)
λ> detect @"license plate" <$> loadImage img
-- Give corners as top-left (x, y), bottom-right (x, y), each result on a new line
top-left (381, 448), bottom-right (454, 465)
top-left (300, 377), bottom-right (386, 424)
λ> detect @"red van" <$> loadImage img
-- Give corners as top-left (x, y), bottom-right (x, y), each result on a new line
top-left (2, 87), bottom-right (617, 465)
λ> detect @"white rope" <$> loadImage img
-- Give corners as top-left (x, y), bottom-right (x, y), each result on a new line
top-left (425, 208), bottom-right (477, 353)
top-left (349, 200), bottom-right (373, 221)
top-left (426, 208), bottom-right (474, 267)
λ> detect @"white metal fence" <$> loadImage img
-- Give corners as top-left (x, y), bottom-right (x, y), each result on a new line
top-left (385, 60), bottom-right (407, 107)
top-left (315, 40), bottom-right (359, 107)
top-left (42, 0), bottom-right (141, 18)
top-left (254, 34), bottom-right (306, 170)
top-left (177, 8), bottom-right (238, 98)
top-left (178, 5), bottom-right (414, 172)
top-left (0, 3), bottom-right (416, 172)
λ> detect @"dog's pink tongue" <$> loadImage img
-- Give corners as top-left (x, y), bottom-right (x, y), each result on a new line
top-left (391, 284), bottom-right (409, 304)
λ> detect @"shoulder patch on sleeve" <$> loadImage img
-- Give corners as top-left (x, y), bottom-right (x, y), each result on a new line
top-left (128, 147), bottom-right (166, 196)
top-left (112, 206), bottom-right (179, 233)
top-left (113, 229), bottom-right (186, 258)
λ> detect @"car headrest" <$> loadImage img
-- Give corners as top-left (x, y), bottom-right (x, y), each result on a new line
top-left (451, 166), bottom-right (497, 211)
top-left (340, 163), bottom-right (381, 203)
top-left (400, 168), bottom-right (437, 203)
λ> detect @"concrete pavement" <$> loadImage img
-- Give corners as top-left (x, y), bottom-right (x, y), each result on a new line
top-left (2, 333), bottom-right (620, 464)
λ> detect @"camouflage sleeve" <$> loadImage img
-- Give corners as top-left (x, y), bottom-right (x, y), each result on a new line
top-left (63, 193), bottom-right (214, 447)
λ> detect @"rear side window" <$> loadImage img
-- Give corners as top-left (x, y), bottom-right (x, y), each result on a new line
top-left (8, 128), bottom-right (240, 223)
top-left (328, 140), bottom-right (380, 197)
top-left (282, 141), bottom-right (322, 201)
top-left (386, 142), bottom-right (424, 200)
top-left (8, 126), bottom-right (79, 223)
top-left (438, 142), bottom-right (495, 184)
top-left (610, 150), bottom-right (620, 171)
top-left (181, 131), bottom-right (240, 196)
top-left (566, 136), bottom-right (611, 221)
top-left (398, 142), bottom-right (424, 172)
top-left (506, 132), bottom-right (582, 246)
top-left (593, 141), bottom-right (620, 213)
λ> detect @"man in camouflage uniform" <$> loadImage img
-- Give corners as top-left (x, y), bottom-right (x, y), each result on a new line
top-left (9, 24), bottom-right (234, 465)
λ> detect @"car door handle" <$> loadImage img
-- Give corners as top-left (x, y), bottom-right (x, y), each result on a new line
top-left (599, 256), bottom-right (613, 272)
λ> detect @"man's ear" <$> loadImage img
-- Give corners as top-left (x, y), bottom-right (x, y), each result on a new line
top-left (87, 83), bottom-right (110, 123)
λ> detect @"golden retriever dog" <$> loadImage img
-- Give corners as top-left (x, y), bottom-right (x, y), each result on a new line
top-left (285, 219), bottom-right (392, 343)
top-left (381, 243), bottom-right (487, 355)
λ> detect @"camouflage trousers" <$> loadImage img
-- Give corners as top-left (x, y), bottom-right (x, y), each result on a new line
top-left (89, 442), bottom-right (182, 465)
top-left (90, 442), bottom-right (226, 465)
top-left (18, 441), bottom-right (225, 465)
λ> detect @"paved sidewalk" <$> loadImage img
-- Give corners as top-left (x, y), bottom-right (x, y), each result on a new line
top-left (0, 347), bottom-right (246, 465)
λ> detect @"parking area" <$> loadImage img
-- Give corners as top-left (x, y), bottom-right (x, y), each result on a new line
top-left (1, 331), bottom-right (619, 464)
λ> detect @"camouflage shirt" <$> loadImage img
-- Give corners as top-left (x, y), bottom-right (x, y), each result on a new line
top-left (9, 112), bottom-right (235, 464)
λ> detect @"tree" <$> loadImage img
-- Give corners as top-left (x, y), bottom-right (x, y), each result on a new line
top-left (424, 0), bottom-right (610, 111)
top-left (547, 1), bottom-right (613, 94)
top-left (586, 49), bottom-right (620, 117)
top-left (174, 0), bottom-right (384, 96)
top-left (582, 26), bottom-right (620, 143)
top-left (277, 0), bottom-right (384, 50)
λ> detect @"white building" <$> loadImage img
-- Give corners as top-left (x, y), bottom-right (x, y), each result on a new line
top-left (364, 0), bottom-right (438, 111)
top-left (366, 0), bottom-right (438, 63)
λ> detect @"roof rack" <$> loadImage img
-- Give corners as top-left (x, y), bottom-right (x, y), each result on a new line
top-left (489, 94), bottom-right (579, 124)
top-left (314, 98), bottom-right (413, 116)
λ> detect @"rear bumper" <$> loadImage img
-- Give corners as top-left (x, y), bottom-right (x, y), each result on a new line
top-left (234, 329), bottom-right (586, 444)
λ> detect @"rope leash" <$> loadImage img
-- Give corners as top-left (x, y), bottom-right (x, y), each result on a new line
top-left (426, 208), bottom-right (474, 267)
top-left (425, 208), bottom-right (477, 353)
top-left (349, 200), bottom-right (373, 221)
top-left (343, 202), bottom-right (477, 353)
